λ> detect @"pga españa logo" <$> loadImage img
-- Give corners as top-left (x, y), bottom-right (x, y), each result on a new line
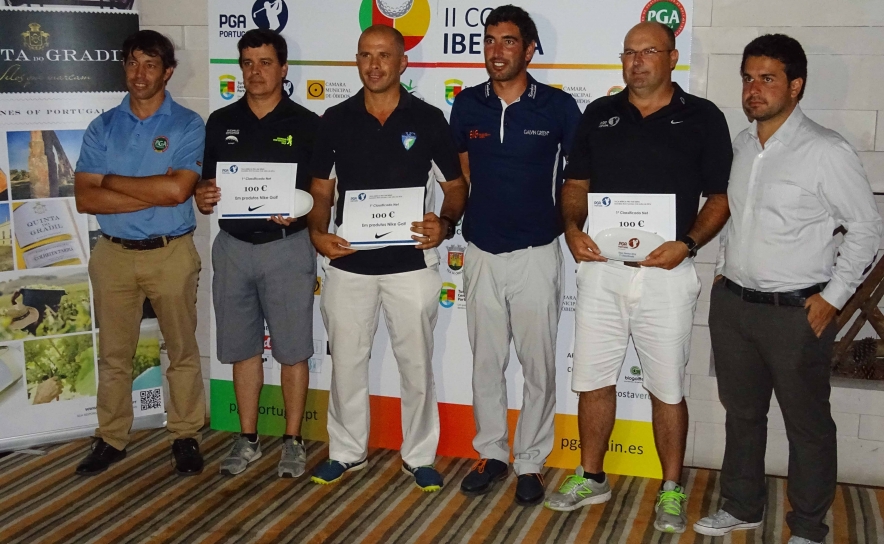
top-left (358, 0), bottom-right (431, 51)
top-left (641, 0), bottom-right (687, 36)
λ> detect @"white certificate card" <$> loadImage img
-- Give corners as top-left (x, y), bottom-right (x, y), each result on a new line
top-left (586, 193), bottom-right (677, 240)
top-left (216, 162), bottom-right (295, 219)
top-left (340, 187), bottom-right (424, 249)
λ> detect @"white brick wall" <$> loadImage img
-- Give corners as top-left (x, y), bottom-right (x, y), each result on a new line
top-left (143, 1), bottom-right (884, 484)
top-left (687, 0), bottom-right (884, 486)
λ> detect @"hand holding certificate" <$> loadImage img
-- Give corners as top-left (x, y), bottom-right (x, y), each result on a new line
top-left (339, 187), bottom-right (425, 249)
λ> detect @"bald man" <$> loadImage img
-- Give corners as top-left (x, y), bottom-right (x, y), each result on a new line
top-left (307, 25), bottom-right (467, 490)
top-left (546, 22), bottom-right (733, 533)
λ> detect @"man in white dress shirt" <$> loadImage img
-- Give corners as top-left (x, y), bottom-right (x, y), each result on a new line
top-left (695, 35), bottom-right (883, 544)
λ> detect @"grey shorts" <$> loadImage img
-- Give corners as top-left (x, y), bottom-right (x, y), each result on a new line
top-left (212, 229), bottom-right (316, 365)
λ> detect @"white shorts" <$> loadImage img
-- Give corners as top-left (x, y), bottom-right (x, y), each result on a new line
top-left (571, 259), bottom-right (701, 404)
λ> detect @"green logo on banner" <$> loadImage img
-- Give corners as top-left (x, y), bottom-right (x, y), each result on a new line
top-left (641, 0), bottom-right (687, 36)
top-left (630, 366), bottom-right (642, 376)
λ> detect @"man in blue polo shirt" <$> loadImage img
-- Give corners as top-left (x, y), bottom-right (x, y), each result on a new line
top-left (74, 30), bottom-right (206, 476)
top-left (450, 5), bottom-right (581, 506)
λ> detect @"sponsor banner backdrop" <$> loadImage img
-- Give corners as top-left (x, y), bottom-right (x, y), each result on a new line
top-left (0, 3), bottom-right (166, 452)
top-left (209, 0), bottom-right (692, 478)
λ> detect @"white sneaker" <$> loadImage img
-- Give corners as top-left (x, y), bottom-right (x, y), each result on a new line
top-left (693, 508), bottom-right (762, 536)
top-left (787, 537), bottom-right (821, 544)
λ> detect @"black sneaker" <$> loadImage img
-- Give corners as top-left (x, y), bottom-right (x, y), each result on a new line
top-left (515, 473), bottom-right (545, 506)
top-left (75, 439), bottom-right (126, 476)
top-left (460, 458), bottom-right (508, 496)
top-left (172, 438), bottom-right (204, 476)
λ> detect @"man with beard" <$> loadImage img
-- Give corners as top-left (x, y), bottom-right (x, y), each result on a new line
top-left (74, 30), bottom-right (206, 475)
top-left (307, 25), bottom-right (467, 490)
top-left (695, 35), bottom-right (882, 544)
top-left (194, 29), bottom-right (319, 478)
top-left (450, 5), bottom-right (581, 506)
top-left (548, 22), bottom-right (732, 533)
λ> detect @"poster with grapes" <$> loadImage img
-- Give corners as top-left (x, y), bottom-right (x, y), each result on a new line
top-left (0, 4), bottom-right (162, 451)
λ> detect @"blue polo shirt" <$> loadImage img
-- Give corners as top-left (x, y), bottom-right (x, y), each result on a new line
top-left (76, 91), bottom-right (205, 240)
top-left (449, 74), bottom-right (581, 254)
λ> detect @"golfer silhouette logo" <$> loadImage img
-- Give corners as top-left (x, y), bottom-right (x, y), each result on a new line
top-left (252, 0), bottom-right (289, 32)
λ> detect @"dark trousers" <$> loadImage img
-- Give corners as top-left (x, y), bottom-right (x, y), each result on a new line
top-left (708, 281), bottom-right (837, 543)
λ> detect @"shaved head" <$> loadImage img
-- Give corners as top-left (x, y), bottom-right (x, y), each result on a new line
top-left (626, 21), bottom-right (676, 50)
top-left (359, 24), bottom-right (405, 55)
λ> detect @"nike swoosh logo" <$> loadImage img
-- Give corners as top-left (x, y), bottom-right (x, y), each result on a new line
top-left (374, 232), bottom-right (392, 239)
top-left (671, 120), bottom-right (683, 124)
top-left (248, 205), bottom-right (264, 212)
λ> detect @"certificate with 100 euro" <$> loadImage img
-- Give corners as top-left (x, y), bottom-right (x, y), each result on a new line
top-left (586, 193), bottom-right (676, 261)
top-left (216, 162), bottom-right (295, 219)
top-left (340, 187), bottom-right (424, 249)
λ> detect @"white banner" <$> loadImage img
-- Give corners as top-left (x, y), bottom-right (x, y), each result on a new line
top-left (209, 0), bottom-right (693, 475)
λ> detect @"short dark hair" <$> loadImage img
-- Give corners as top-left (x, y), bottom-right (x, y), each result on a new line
top-left (122, 30), bottom-right (177, 69)
top-left (484, 5), bottom-right (539, 49)
top-left (237, 29), bottom-right (287, 65)
top-left (741, 34), bottom-right (808, 100)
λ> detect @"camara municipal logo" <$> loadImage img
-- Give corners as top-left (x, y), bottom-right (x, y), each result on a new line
top-left (359, 0), bottom-right (430, 51)
top-left (641, 0), bottom-right (687, 36)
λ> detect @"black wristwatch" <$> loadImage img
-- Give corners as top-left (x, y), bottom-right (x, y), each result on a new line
top-left (440, 215), bottom-right (456, 240)
top-left (679, 235), bottom-right (698, 258)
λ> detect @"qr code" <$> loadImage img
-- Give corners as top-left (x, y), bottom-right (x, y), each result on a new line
top-left (139, 388), bottom-right (162, 411)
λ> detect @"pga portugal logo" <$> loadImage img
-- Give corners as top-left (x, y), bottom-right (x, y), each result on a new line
top-left (641, 0), bottom-right (687, 36)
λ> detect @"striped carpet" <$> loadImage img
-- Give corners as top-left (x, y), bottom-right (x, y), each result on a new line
top-left (0, 428), bottom-right (881, 543)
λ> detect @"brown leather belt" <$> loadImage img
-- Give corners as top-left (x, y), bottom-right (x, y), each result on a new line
top-left (101, 230), bottom-right (192, 251)
top-left (723, 278), bottom-right (826, 307)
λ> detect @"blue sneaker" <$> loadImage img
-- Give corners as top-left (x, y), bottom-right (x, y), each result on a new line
top-left (402, 463), bottom-right (442, 493)
top-left (402, 462), bottom-right (443, 492)
top-left (311, 458), bottom-right (367, 485)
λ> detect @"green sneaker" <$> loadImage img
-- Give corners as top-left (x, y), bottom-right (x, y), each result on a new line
top-left (654, 481), bottom-right (687, 533)
top-left (544, 466), bottom-right (612, 512)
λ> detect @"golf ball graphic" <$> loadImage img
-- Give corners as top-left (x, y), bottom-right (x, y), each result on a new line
top-left (377, 0), bottom-right (414, 18)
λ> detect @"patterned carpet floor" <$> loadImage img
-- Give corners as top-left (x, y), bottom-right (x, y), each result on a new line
top-left (0, 427), bottom-right (881, 543)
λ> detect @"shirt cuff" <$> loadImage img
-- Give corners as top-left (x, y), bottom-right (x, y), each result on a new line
top-left (821, 278), bottom-right (852, 311)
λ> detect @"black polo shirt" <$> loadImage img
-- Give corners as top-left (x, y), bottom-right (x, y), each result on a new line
top-left (563, 83), bottom-right (732, 239)
top-left (202, 96), bottom-right (319, 236)
top-left (450, 75), bottom-right (582, 254)
top-left (310, 86), bottom-right (462, 276)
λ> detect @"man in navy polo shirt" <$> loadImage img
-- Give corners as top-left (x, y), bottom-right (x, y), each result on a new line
top-left (74, 30), bottom-right (206, 476)
top-left (450, 5), bottom-right (581, 506)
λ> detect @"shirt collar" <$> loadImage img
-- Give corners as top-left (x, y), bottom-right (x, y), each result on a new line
top-left (237, 94), bottom-right (296, 121)
top-left (483, 72), bottom-right (539, 103)
top-left (120, 90), bottom-right (173, 119)
top-left (748, 104), bottom-right (805, 147)
top-left (615, 82), bottom-right (687, 118)
top-left (349, 84), bottom-right (413, 113)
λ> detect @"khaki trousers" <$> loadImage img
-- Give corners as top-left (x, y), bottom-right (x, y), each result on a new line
top-left (89, 234), bottom-right (204, 450)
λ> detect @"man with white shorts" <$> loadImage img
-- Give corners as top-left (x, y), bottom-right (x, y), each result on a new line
top-left (546, 22), bottom-right (732, 534)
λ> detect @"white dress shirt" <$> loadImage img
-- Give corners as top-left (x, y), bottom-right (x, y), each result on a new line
top-left (716, 106), bottom-right (883, 309)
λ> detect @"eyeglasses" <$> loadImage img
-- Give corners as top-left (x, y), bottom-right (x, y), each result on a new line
top-left (619, 48), bottom-right (673, 60)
